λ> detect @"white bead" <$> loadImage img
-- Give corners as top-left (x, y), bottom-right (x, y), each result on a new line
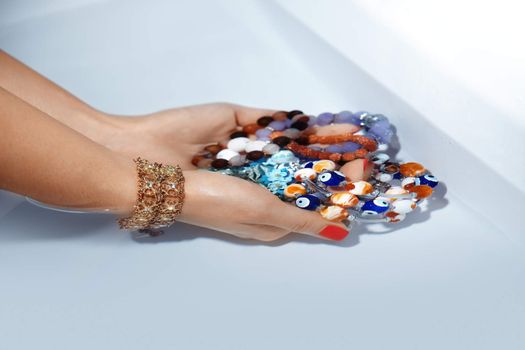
top-left (227, 137), bottom-right (250, 152)
top-left (375, 172), bottom-right (393, 182)
top-left (377, 143), bottom-right (389, 152)
top-left (371, 153), bottom-right (389, 165)
top-left (391, 199), bottom-right (416, 214)
top-left (245, 140), bottom-right (268, 153)
top-left (216, 149), bottom-right (240, 161)
top-left (262, 143), bottom-right (280, 155)
top-left (283, 128), bottom-right (301, 139)
top-left (229, 154), bottom-right (246, 166)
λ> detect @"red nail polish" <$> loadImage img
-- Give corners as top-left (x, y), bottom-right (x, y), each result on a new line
top-left (319, 225), bottom-right (349, 241)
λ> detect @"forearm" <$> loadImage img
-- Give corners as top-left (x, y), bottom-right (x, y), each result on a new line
top-left (0, 50), bottom-right (122, 146)
top-left (0, 87), bottom-right (136, 214)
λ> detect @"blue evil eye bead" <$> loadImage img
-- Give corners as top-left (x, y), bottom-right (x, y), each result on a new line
top-left (318, 170), bottom-right (346, 186)
top-left (417, 174), bottom-right (438, 188)
top-left (295, 194), bottom-right (321, 210)
top-left (302, 161), bottom-right (315, 169)
top-left (361, 198), bottom-right (390, 216)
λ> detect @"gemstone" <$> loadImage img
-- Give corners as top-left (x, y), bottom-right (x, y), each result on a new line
top-left (255, 128), bottom-right (272, 139)
top-left (246, 150), bottom-right (264, 161)
top-left (316, 112), bottom-right (334, 125)
top-left (360, 197), bottom-right (390, 215)
top-left (227, 137), bottom-right (250, 152)
top-left (268, 120), bottom-right (287, 131)
top-left (229, 155), bottom-right (245, 166)
top-left (242, 123), bottom-right (261, 134)
top-left (230, 131), bottom-right (248, 139)
top-left (211, 158), bottom-right (229, 169)
top-left (290, 120), bottom-right (308, 130)
top-left (399, 162), bottom-right (426, 177)
top-left (330, 192), bottom-right (359, 208)
top-left (335, 110), bottom-right (361, 125)
top-left (269, 150), bottom-right (298, 163)
top-left (272, 136), bottom-right (292, 147)
top-left (320, 205), bottom-right (349, 221)
top-left (283, 128), bottom-right (301, 139)
top-left (262, 143), bottom-right (280, 155)
top-left (341, 141), bottom-right (361, 152)
top-left (318, 170), bottom-right (346, 186)
top-left (295, 194), bottom-right (321, 210)
top-left (325, 144), bottom-right (343, 153)
top-left (216, 149), bottom-right (240, 161)
top-left (245, 140), bottom-right (268, 153)
top-left (257, 116), bottom-right (274, 127)
top-left (295, 136), bottom-right (309, 145)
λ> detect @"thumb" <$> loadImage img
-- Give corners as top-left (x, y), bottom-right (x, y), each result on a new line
top-left (270, 202), bottom-right (351, 241)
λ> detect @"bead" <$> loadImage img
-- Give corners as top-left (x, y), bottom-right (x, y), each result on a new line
top-left (399, 162), bottom-right (426, 177)
top-left (290, 120), bottom-right (308, 130)
top-left (211, 158), bottom-right (229, 169)
top-left (382, 162), bottom-right (400, 174)
top-left (294, 168), bottom-right (317, 181)
top-left (287, 110), bottom-right (303, 119)
top-left (341, 141), bottom-right (361, 152)
top-left (312, 160), bottom-right (336, 173)
top-left (316, 112), bottom-right (334, 125)
top-left (283, 128), bottom-right (301, 139)
top-left (385, 211), bottom-right (406, 223)
top-left (335, 110), bottom-right (361, 125)
top-left (295, 194), bottom-right (321, 210)
top-left (320, 205), bottom-right (349, 221)
top-left (204, 144), bottom-right (223, 155)
top-left (268, 150), bottom-right (298, 163)
top-left (302, 161), bottom-right (315, 168)
top-left (197, 158), bottom-right (213, 169)
top-left (295, 136), bottom-right (309, 145)
top-left (325, 144), bottom-right (344, 153)
top-left (229, 154), bottom-right (246, 166)
top-left (191, 155), bottom-right (204, 166)
top-left (268, 120), bottom-right (287, 131)
top-left (361, 198), bottom-right (390, 216)
top-left (255, 128), bottom-right (272, 139)
top-left (257, 116), bottom-right (274, 127)
top-left (216, 149), bottom-right (240, 161)
top-left (377, 143), bottom-right (389, 152)
top-left (272, 111), bottom-right (288, 121)
top-left (385, 186), bottom-right (408, 199)
top-left (418, 174), bottom-right (439, 188)
top-left (284, 183), bottom-right (307, 198)
top-left (375, 172), bottom-right (393, 183)
top-left (230, 131), bottom-right (248, 139)
top-left (242, 123), bottom-right (261, 134)
top-left (262, 143), bottom-right (280, 155)
top-left (401, 177), bottom-right (417, 189)
top-left (318, 170), bottom-right (346, 186)
top-left (391, 199), bottom-right (417, 214)
top-left (246, 151), bottom-right (264, 161)
top-left (409, 185), bottom-right (433, 200)
top-left (245, 140), bottom-right (268, 153)
top-left (370, 153), bottom-right (389, 165)
top-left (272, 136), bottom-right (292, 147)
top-left (227, 137), bottom-right (250, 152)
top-left (270, 131), bottom-right (284, 140)
top-left (330, 192), bottom-right (359, 208)
top-left (347, 181), bottom-right (373, 195)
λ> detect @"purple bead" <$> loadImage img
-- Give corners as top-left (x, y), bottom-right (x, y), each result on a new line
top-left (255, 128), bottom-right (272, 139)
top-left (268, 120), bottom-right (287, 131)
top-left (307, 115), bottom-right (317, 126)
top-left (316, 112), bottom-right (334, 126)
top-left (308, 145), bottom-right (322, 151)
top-left (341, 141), bottom-right (361, 152)
top-left (284, 119), bottom-right (293, 128)
top-left (369, 120), bottom-right (393, 143)
top-left (325, 144), bottom-right (343, 153)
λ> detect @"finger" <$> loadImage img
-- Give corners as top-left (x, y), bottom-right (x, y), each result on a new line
top-left (268, 202), bottom-right (351, 241)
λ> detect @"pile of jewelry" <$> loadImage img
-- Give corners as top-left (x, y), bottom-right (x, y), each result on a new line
top-left (192, 110), bottom-right (438, 228)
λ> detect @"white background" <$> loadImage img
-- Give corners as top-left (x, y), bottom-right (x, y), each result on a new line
top-left (1, 1), bottom-right (524, 349)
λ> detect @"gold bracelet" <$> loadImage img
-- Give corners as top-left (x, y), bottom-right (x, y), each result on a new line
top-left (117, 157), bottom-right (185, 233)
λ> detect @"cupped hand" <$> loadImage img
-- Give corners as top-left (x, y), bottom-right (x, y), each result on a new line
top-left (179, 170), bottom-right (349, 242)
top-left (103, 103), bottom-right (270, 169)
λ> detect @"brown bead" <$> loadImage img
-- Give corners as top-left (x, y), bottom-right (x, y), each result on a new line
top-left (270, 131), bottom-right (284, 139)
top-left (191, 155), bottom-right (204, 166)
top-left (272, 111), bottom-right (288, 121)
top-left (257, 116), bottom-right (274, 127)
top-left (230, 131), bottom-right (248, 139)
top-left (211, 158), bottom-right (229, 169)
top-left (204, 144), bottom-right (223, 155)
top-left (409, 185), bottom-right (433, 199)
top-left (287, 110), bottom-right (303, 119)
top-left (383, 162), bottom-right (400, 174)
top-left (296, 136), bottom-right (309, 145)
top-left (290, 120), bottom-right (308, 131)
top-left (400, 162), bottom-right (426, 177)
top-left (242, 123), bottom-right (261, 134)
top-left (273, 136), bottom-right (292, 147)
top-left (296, 115), bottom-right (310, 123)
top-left (246, 150), bottom-right (264, 161)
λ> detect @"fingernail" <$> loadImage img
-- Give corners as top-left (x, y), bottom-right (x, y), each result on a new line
top-left (319, 225), bottom-right (349, 241)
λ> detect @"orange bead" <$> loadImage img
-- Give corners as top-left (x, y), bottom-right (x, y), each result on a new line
top-left (284, 184), bottom-right (307, 198)
top-left (408, 185), bottom-right (433, 200)
top-left (399, 162), bottom-right (426, 177)
top-left (242, 123), bottom-right (261, 134)
top-left (270, 131), bottom-right (285, 139)
top-left (330, 192), bottom-right (359, 208)
top-left (320, 205), bottom-right (349, 222)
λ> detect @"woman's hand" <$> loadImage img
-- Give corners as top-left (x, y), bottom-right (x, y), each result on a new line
top-left (180, 170), bottom-right (349, 242)
top-left (102, 103), bottom-right (270, 169)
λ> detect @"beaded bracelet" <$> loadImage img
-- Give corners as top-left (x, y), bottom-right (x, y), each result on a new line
top-left (192, 109), bottom-right (438, 232)
top-left (118, 157), bottom-right (185, 236)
